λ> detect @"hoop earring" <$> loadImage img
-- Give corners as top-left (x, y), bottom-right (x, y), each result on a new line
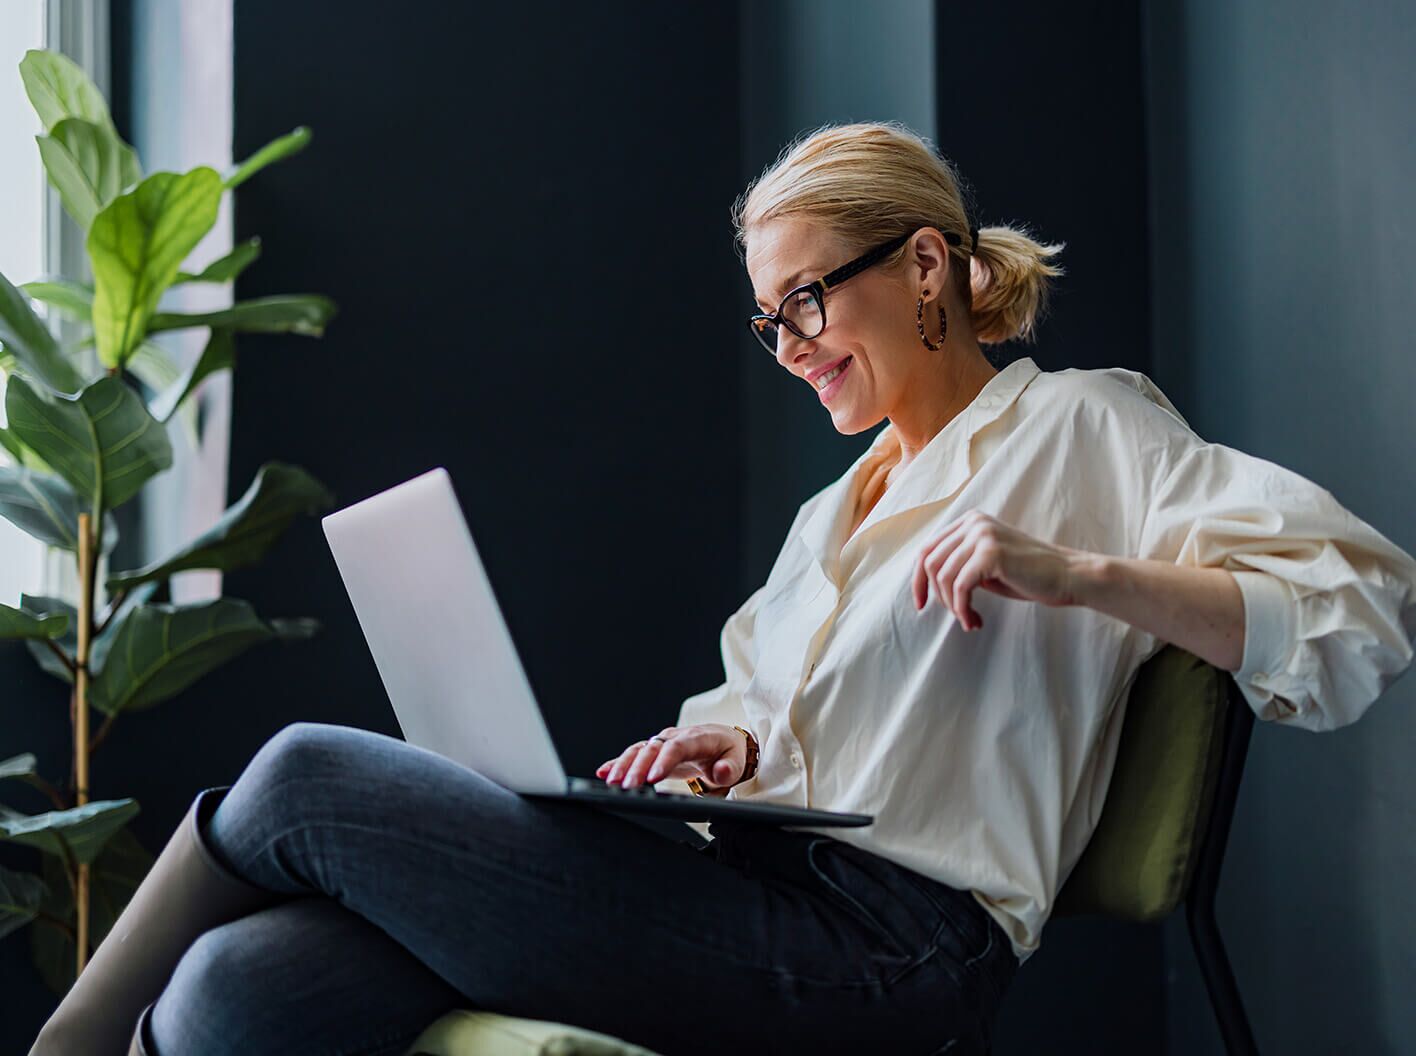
top-left (916, 293), bottom-right (946, 350)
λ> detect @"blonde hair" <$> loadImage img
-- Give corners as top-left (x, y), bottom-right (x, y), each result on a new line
top-left (731, 120), bottom-right (1065, 346)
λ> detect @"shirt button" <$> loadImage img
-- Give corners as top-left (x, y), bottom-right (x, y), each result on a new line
top-left (790, 751), bottom-right (802, 768)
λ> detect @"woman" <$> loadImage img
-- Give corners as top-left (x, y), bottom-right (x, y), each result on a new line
top-left (32, 121), bottom-right (1416, 1056)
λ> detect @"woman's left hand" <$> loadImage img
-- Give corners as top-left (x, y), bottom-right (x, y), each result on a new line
top-left (911, 510), bottom-right (1091, 630)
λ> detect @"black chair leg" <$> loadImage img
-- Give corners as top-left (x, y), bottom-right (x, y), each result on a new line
top-left (1184, 684), bottom-right (1260, 1055)
top-left (1186, 892), bottom-right (1259, 1055)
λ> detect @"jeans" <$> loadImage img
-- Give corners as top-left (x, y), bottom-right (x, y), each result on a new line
top-left (150, 721), bottom-right (1018, 1055)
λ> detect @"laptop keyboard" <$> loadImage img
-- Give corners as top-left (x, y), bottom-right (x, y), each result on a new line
top-left (568, 776), bottom-right (681, 798)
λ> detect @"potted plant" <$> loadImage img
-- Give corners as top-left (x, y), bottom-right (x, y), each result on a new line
top-left (0, 48), bottom-right (337, 993)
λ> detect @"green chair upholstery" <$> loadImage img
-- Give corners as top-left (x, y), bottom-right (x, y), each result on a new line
top-left (1054, 644), bottom-right (1229, 920)
top-left (404, 644), bottom-right (1258, 1056)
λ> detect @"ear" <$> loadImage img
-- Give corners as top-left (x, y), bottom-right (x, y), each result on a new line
top-left (907, 228), bottom-right (953, 302)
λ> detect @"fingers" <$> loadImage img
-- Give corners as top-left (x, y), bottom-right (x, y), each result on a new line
top-left (597, 726), bottom-right (686, 787)
top-left (914, 518), bottom-right (971, 613)
top-left (913, 513), bottom-right (997, 630)
top-left (951, 545), bottom-right (997, 631)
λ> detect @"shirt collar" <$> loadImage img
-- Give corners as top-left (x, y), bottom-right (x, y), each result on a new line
top-left (798, 355), bottom-right (1042, 584)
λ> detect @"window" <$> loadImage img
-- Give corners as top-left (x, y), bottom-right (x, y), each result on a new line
top-left (0, 0), bottom-right (48, 608)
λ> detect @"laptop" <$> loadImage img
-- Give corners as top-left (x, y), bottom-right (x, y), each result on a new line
top-left (320, 467), bottom-right (872, 828)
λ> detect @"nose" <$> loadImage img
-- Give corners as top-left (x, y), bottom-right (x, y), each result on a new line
top-left (775, 330), bottom-right (813, 372)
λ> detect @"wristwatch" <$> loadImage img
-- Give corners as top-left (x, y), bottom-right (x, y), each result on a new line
top-left (687, 725), bottom-right (759, 797)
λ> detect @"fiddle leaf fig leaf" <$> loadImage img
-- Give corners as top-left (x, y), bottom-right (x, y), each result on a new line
top-left (36, 117), bottom-right (142, 231)
top-left (0, 865), bottom-right (50, 941)
top-left (126, 339), bottom-right (201, 449)
top-left (20, 583), bottom-right (160, 686)
top-left (0, 602), bottom-right (69, 641)
top-left (225, 126), bottom-right (311, 190)
top-left (87, 167), bottom-right (223, 368)
top-left (4, 373), bottom-right (173, 511)
top-left (0, 270), bottom-right (86, 395)
top-left (20, 278), bottom-right (93, 321)
top-left (19, 595), bottom-right (78, 685)
top-left (174, 238), bottom-right (262, 284)
top-left (147, 328), bottom-right (234, 424)
top-left (32, 826), bottom-right (152, 994)
top-left (19, 49), bottom-right (114, 132)
top-left (90, 597), bottom-right (320, 716)
top-left (106, 462), bottom-right (334, 590)
top-left (0, 754), bottom-right (39, 781)
top-left (0, 465), bottom-right (120, 553)
top-left (0, 798), bottom-right (139, 865)
top-left (148, 294), bottom-right (337, 337)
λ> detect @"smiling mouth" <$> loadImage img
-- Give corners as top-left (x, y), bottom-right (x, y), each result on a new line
top-left (814, 356), bottom-right (852, 390)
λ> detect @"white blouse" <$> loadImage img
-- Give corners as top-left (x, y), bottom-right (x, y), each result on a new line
top-left (661, 354), bottom-right (1416, 965)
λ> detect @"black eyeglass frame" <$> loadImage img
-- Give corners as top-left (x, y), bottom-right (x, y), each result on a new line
top-left (748, 226), bottom-right (970, 355)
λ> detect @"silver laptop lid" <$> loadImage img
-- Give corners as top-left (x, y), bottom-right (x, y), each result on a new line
top-left (321, 467), bottom-right (567, 794)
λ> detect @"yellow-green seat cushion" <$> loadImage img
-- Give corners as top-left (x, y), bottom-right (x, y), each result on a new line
top-left (1054, 644), bottom-right (1230, 921)
top-left (405, 1011), bottom-right (662, 1056)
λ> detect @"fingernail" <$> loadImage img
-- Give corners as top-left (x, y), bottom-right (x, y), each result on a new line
top-left (647, 768), bottom-right (661, 782)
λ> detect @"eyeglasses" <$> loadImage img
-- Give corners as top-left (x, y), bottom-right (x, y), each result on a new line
top-left (747, 226), bottom-right (970, 355)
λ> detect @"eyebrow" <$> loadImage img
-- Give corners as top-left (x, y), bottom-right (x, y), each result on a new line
top-left (753, 267), bottom-right (816, 309)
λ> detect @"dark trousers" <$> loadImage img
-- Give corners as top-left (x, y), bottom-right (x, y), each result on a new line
top-left (149, 721), bottom-right (1018, 1055)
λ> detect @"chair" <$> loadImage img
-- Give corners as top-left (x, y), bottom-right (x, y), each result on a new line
top-left (1051, 644), bottom-right (1260, 1055)
top-left (405, 644), bottom-right (1259, 1056)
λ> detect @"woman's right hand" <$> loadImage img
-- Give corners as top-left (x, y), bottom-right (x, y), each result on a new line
top-left (595, 723), bottom-right (747, 790)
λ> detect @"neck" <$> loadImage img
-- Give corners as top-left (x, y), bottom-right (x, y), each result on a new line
top-left (887, 337), bottom-right (998, 471)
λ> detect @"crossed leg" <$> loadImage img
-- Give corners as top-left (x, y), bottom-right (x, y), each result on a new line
top-left (148, 721), bottom-right (987, 1055)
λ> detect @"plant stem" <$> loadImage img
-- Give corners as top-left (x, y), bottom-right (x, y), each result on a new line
top-left (88, 711), bottom-right (117, 756)
top-left (44, 639), bottom-right (77, 677)
top-left (73, 512), bottom-right (94, 977)
top-left (94, 586), bottom-right (129, 638)
top-left (34, 909), bottom-right (77, 945)
top-left (24, 772), bottom-right (69, 812)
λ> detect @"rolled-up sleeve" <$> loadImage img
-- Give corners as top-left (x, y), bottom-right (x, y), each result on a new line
top-left (1137, 440), bottom-right (1416, 732)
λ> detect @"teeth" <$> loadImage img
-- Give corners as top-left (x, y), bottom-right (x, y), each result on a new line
top-left (815, 357), bottom-right (850, 390)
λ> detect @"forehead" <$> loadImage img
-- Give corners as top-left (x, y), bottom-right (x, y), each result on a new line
top-left (746, 218), bottom-right (846, 305)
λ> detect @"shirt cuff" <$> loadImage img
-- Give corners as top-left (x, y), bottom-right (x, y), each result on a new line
top-left (1232, 569), bottom-right (1297, 691)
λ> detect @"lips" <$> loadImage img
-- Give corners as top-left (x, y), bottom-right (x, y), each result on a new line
top-left (816, 355), bottom-right (853, 402)
top-left (809, 354), bottom-right (852, 386)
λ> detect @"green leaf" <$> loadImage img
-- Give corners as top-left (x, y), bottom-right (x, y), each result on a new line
top-left (32, 825), bottom-right (151, 994)
top-left (90, 597), bottom-right (319, 716)
top-left (0, 864), bottom-right (50, 942)
top-left (0, 753), bottom-right (39, 781)
top-left (91, 581), bottom-right (161, 674)
top-left (19, 49), bottom-right (114, 133)
top-left (87, 167), bottom-right (224, 368)
top-left (126, 339), bottom-right (200, 449)
top-left (0, 270), bottom-right (86, 395)
top-left (36, 117), bottom-right (142, 231)
top-left (20, 595), bottom-right (76, 685)
top-left (174, 237), bottom-right (262, 284)
top-left (20, 278), bottom-right (94, 321)
top-left (148, 294), bottom-right (337, 337)
top-left (20, 583), bottom-right (159, 686)
top-left (0, 602), bottom-right (69, 641)
top-left (0, 465), bottom-right (120, 553)
top-left (225, 126), bottom-right (311, 190)
top-left (107, 462), bottom-right (335, 591)
top-left (148, 328), bottom-right (234, 424)
top-left (4, 373), bottom-right (174, 512)
top-left (0, 424), bottom-right (30, 464)
top-left (0, 798), bottom-right (139, 865)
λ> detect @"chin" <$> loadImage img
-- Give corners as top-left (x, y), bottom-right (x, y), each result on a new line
top-left (826, 405), bottom-right (882, 436)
